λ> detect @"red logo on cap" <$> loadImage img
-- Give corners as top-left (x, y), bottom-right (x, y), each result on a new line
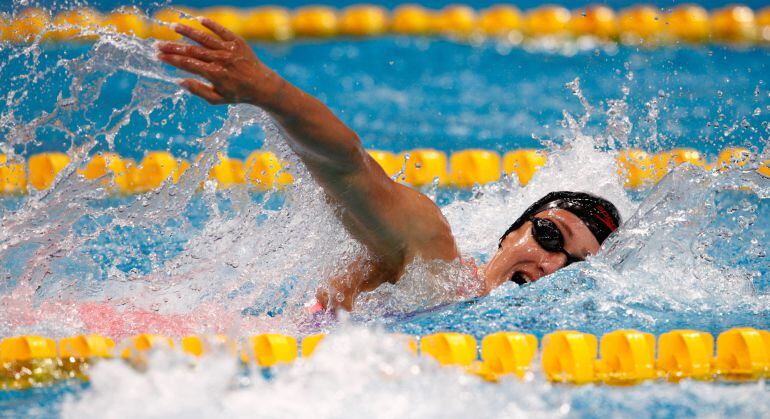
top-left (594, 205), bottom-right (617, 231)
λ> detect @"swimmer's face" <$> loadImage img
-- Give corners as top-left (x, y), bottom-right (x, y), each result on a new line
top-left (481, 209), bottom-right (601, 293)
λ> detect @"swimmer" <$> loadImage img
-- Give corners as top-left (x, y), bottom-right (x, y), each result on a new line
top-left (156, 19), bottom-right (622, 312)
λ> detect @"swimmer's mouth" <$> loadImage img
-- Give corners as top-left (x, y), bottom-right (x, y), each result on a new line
top-left (510, 271), bottom-right (530, 286)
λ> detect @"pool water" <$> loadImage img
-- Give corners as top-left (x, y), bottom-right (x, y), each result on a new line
top-left (1, 1), bottom-right (769, 417)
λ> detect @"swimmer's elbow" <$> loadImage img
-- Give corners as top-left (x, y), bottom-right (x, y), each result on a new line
top-left (335, 143), bottom-right (369, 178)
top-left (301, 137), bottom-right (366, 177)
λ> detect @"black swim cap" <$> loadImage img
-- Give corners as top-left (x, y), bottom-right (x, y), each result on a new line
top-left (499, 191), bottom-right (621, 247)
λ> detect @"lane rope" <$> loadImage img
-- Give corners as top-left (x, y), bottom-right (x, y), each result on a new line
top-left (1, 147), bottom-right (766, 194)
top-left (1, 328), bottom-right (768, 389)
top-left (1, 5), bottom-right (769, 45)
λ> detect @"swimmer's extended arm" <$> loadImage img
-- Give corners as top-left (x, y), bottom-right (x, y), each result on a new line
top-left (157, 19), bottom-right (459, 265)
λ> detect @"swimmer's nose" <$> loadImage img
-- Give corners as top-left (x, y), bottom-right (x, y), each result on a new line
top-left (538, 252), bottom-right (567, 276)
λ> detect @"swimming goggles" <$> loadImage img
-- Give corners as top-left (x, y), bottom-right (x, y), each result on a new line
top-left (531, 217), bottom-right (583, 265)
top-left (509, 217), bottom-right (583, 285)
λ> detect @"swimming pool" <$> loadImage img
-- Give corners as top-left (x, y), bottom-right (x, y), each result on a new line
top-left (1, 1), bottom-right (769, 417)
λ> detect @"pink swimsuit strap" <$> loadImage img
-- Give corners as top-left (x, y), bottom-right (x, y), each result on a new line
top-left (306, 300), bottom-right (325, 314)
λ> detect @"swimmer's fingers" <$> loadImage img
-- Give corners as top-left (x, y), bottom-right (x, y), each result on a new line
top-left (199, 17), bottom-right (238, 42)
top-left (157, 53), bottom-right (218, 79)
top-left (157, 42), bottom-right (227, 63)
top-left (173, 23), bottom-right (226, 50)
top-left (180, 79), bottom-right (225, 104)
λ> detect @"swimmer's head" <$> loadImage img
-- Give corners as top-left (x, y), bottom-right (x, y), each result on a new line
top-left (482, 191), bottom-right (621, 293)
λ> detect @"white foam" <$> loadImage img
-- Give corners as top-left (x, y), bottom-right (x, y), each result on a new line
top-left (61, 325), bottom-right (770, 419)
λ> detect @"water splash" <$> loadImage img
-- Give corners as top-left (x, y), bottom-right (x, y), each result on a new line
top-left (58, 324), bottom-right (770, 419)
top-left (388, 83), bottom-right (768, 337)
top-left (1, 8), bottom-right (768, 340)
top-left (0, 5), bottom-right (769, 418)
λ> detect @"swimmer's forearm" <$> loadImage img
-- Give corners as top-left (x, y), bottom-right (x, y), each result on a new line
top-left (253, 75), bottom-right (366, 175)
top-left (156, 20), bottom-right (367, 176)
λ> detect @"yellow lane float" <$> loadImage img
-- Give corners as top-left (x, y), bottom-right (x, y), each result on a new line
top-left (525, 5), bottom-right (572, 36)
top-left (2, 8), bottom-right (50, 43)
top-left (570, 5), bottom-right (618, 39)
top-left (100, 6), bottom-right (150, 38)
top-left (242, 7), bottom-right (293, 41)
top-left (713, 147), bottom-right (752, 170)
top-left (133, 151), bottom-right (188, 192)
top-left (243, 334), bottom-right (298, 367)
top-left (339, 5), bottom-right (389, 36)
top-left (420, 332), bottom-right (477, 366)
top-left (292, 6), bottom-right (338, 37)
top-left (28, 152), bottom-right (71, 190)
top-left (367, 150), bottom-right (404, 178)
top-left (1, 147), bottom-right (766, 196)
top-left (619, 5), bottom-right (664, 42)
top-left (665, 4), bottom-right (710, 42)
top-left (78, 152), bottom-right (131, 192)
top-left (209, 154), bottom-right (246, 188)
top-left (759, 159), bottom-right (770, 177)
top-left (59, 335), bottom-right (116, 359)
top-left (0, 154), bottom-right (27, 194)
top-left (596, 330), bottom-right (656, 384)
top-left (758, 7), bottom-right (770, 42)
top-left (651, 148), bottom-right (704, 181)
top-left (616, 149), bottom-right (654, 189)
top-left (541, 331), bottom-right (598, 384)
top-left (245, 151), bottom-right (293, 190)
top-left (399, 334), bottom-right (420, 354)
top-left (450, 149), bottom-right (501, 187)
top-left (0, 336), bottom-right (61, 389)
top-left (503, 149), bottom-right (547, 186)
top-left (4, 5), bottom-right (770, 45)
top-left (301, 334), bottom-right (326, 357)
top-left (1, 327), bottom-right (770, 387)
top-left (714, 327), bottom-right (770, 379)
top-left (47, 9), bottom-right (101, 41)
top-left (400, 149), bottom-right (449, 186)
top-left (203, 7), bottom-right (246, 37)
top-left (120, 334), bottom-right (175, 359)
top-left (480, 332), bottom-right (537, 378)
top-left (181, 335), bottom-right (236, 357)
top-left (150, 8), bottom-right (206, 41)
top-left (478, 5), bottom-right (522, 37)
top-left (433, 5), bottom-right (477, 36)
top-left (656, 330), bottom-right (714, 381)
top-left (391, 4), bottom-right (433, 35)
top-left (710, 5), bottom-right (756, 42)
top-left (0, 336), bottom-right (57, 362)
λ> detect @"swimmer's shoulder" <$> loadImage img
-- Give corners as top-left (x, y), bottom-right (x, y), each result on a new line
top-left (392, 183), bottom-right (459, 261)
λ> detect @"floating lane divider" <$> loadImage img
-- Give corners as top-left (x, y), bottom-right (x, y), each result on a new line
top-left (0, 147), bottom-right (766, 195)
top-left (1, 328), bottom-right (768, 389)
top-left (1, 5), bottom-right (770, 45)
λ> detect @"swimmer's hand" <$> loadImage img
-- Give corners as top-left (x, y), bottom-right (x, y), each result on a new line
top-left (156, 18), bottom-right (283, 106)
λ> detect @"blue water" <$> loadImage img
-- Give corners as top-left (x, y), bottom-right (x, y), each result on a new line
top-left (7, 40), bottom-right (769, 160)
top-left (1, 2), bottom-right (769, 418)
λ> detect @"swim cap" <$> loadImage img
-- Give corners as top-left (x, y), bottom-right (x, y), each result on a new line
top-left (499, 191), bottom-right (621, 247)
